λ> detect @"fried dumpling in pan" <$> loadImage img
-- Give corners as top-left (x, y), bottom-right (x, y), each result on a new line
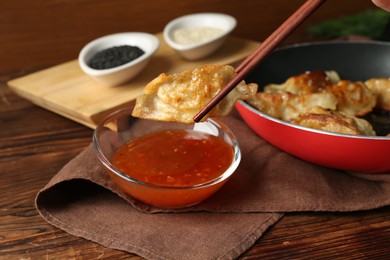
top-left (132, 65), bottom-right (258, 123)
top-left (246, 70), bottom-right (379, 136)
top-left (245, 93), bottom-right (284, 119)
top-left (264, 70), bottom-right (340, 95)
top-left (325, 80), bottom-right (377, 116)
top-left (365, 78), bottom-right (390, 111)
top-left (263, 70), bottom-right (376, 117)
top-left (246, 91), bottom-right (338, 121)
top-left (291, 107), bottom-right (376, 136)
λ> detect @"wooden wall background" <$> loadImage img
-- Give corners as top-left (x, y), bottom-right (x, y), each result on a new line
top-left (1, 0), bottom-right (376, 73)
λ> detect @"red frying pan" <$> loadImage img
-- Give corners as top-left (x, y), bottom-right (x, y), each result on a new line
top-left (236, 41), bottom-right (390, 173)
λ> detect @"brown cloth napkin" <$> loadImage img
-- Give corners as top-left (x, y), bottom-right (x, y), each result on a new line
top-left (35, 109), bottom-right (390, 260)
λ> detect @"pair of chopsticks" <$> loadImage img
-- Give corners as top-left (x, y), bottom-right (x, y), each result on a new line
top-left (193, 0), bottom-right (326, 122)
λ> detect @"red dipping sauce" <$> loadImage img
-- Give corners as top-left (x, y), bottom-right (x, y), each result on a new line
top-left (93, 107), bottom-right (241, 209)
top-left (112, 129), bottom-right (234, 187)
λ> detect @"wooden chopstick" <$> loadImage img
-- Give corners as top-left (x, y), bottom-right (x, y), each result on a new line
top-left (193, 0), bottom-right (326, 122)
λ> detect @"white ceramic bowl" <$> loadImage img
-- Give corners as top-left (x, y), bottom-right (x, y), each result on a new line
top-left (78, 32), bottom-right (159, 86)
top-left (163, 13), bottom-right (236, 60)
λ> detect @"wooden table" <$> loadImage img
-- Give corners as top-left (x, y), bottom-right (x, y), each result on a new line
top-left (1, 0), bottom-right (389, 259)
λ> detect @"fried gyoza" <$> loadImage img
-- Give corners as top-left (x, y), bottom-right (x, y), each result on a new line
top-left (326, 80), bottom-right (377, 116)
top-left (246, 70), bottom-right (381, 136)
top-left (365, 78), bottom-right (390, 111)
top-left (264, 71), bottom-right (376, 117)
top-left (245, 93), bottom-right (284, 119)
top-left (132, 65), bottom-right (258, 123)
top-left (264, 70), bottom-right (340, 95)
top-left (246, 91), bottom-right (338, 121)
top-left (291, 107), bottom-right (376, 136)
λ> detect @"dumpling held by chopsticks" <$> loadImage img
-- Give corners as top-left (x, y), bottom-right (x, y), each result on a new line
top-left (132, 65), bottom-right (258, 123)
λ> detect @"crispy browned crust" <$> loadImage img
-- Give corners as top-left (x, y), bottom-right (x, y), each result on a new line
top-left (264, 70), bottom-right (340, 95)
top-left (132, 65), bottom-right (258, 123)
top-left (326, 80), bottom-right (377, 116)
top-left (292, 113), bottom-right (361, 135)
top-left (365, 78), bottom-right (390, 111)
top-left (246, 70), bottom-right (380, 136)
top-left (245, 93), bottom-right (284, 119)
top-left (246, 91), bottom-right (338, 121)
top-left (291, 108), bottom-right (375, 136)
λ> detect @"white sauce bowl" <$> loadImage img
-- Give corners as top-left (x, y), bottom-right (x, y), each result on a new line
top-left (163, 13), bottom-right (237, 60)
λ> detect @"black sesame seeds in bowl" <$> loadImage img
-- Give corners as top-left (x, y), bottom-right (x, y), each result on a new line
top-left (88, 45), bottom-right (145, 70)
top-left (79, 32), bottom-right (160, 87)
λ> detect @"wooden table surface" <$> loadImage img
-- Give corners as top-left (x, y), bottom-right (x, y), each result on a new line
top-left (1, 0), bottom-right (389, 259)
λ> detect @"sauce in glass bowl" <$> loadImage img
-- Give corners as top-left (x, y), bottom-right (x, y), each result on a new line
top-left (112, 129), bottom-right (234, 187)
top-left (93, 107), bottom-right (241, 209)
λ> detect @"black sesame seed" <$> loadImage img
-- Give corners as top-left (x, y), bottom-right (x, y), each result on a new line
top-left (88, 45), bottom-right (145, 70)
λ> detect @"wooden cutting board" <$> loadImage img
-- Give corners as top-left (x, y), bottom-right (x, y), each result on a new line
top-left (8, 33), bottom-right (258, 129)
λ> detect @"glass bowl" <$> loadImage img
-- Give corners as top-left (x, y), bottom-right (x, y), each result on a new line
top-left (93, 107), bottom-right (241, 208)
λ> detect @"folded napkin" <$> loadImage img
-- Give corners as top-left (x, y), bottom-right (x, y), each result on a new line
top-left (35, 109), bottom-right (390, 260)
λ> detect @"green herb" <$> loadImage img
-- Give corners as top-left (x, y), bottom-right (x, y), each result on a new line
top-left (308, 9), bottom-right (390, 40)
